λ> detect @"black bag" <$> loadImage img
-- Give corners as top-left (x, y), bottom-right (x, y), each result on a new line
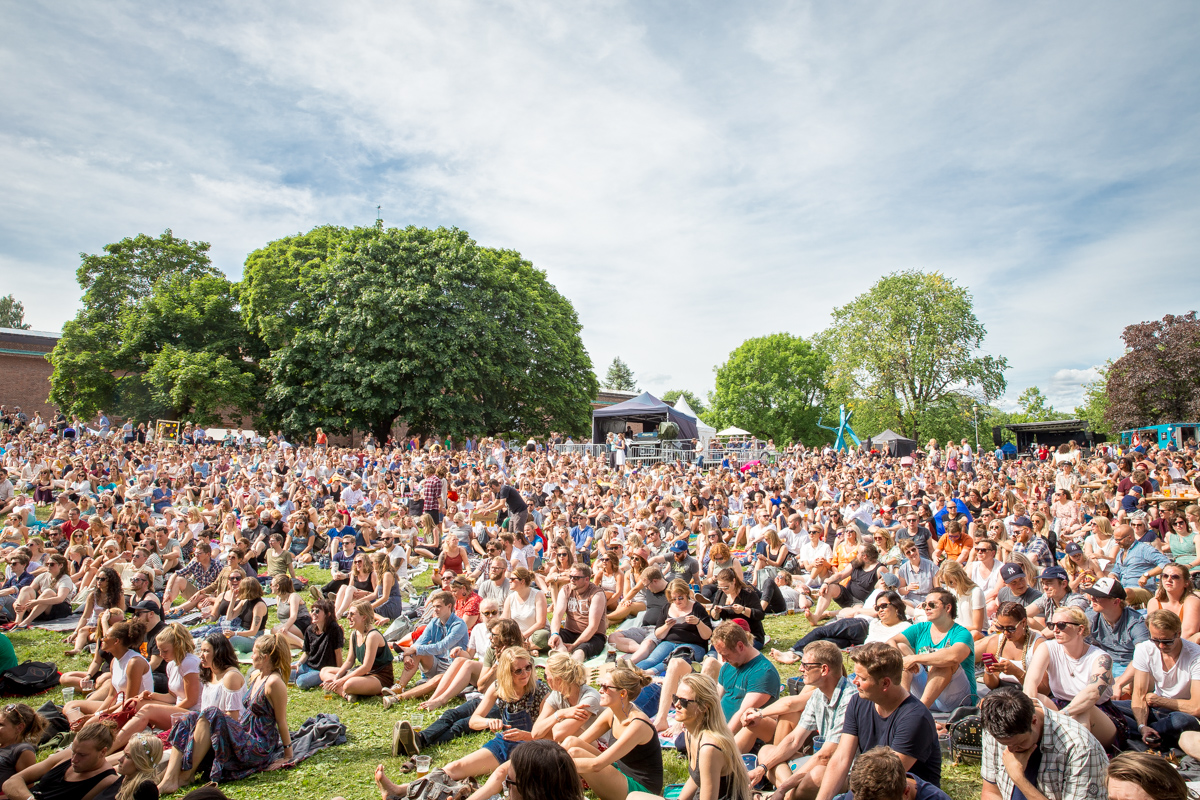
top-left (36, 700), bottom-right (70, 745)
top-left (947, 714), bottom-right (983, 764)
top-left (0, 662), bottom-right (61, 696)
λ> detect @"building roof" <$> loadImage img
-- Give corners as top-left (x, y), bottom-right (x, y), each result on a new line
top-left (0, 327), bottom-right (62, 339)
top-left (1003, 419), bottom-right (1090, 433)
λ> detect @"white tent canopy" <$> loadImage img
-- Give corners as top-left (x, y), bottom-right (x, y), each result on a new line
top-left (717, 426), bottom-right (751, 437)
top-left (671, 396), bottom-right (716, 447)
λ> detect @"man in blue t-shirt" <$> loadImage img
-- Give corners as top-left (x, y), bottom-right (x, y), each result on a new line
top-left (834, 746), bottom-right (952, 800)
top-left (813, 642), bottom-right (941, 800)
top-left (890, 588), bottom-right (976, 712)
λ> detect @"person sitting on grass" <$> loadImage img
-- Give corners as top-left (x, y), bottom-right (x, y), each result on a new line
top-left (0, 704), bottom-right (45, 788)
top-left (2, 721), bottom-right (119, 800)
top-left (391, 590), bottom-right (467, 691)
top-left (834, 746), bottom-right (953, 800)
top-left (408, 614), bottom-right (519, 711)
top-left (163, 542), bottom-right (222, 616)
top-left (751, 641), bottom-right (854, 800)
top-left (1127, 609), bottom-right (1200, 752)
top-left (805, 544), bottom-right (882, 626)
top-left (321, 599), bottom-right (393, 700)
top-left (773, 588), bottom-right (911, 664)
top-left (975, 602), bottom-right (1047, 696)
top-left (549, 563), bottom-right (609, 663)
top-left (64, 566), bottom-right (124, 657)
top-left (607, 568), bottom-right (670, 656)
top-left (1022, 606), bottom-right (1123, 750)
top-left (294, 598), bottom-right (342, 690)
top-left (271, 574), bottom-right (311, 649)
top-left (437, 647), bottom-right (551, 800)
top-left (809, 643), bottom-right (941, 800)
top-left (64, 618), bottom-right (152, 730)
top-left (532, 651), bottom-right (606, 743)
top-left (979, 686), bottom-right (1108, 800)
top-left (564, 661), bottom-right (664, 800)
top-left (110, 623), bottom-right (201, 754)
top-left (888, 588), bottom-right (977, 713)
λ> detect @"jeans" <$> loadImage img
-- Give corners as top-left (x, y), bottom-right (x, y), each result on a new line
top-left (791, 618), bottom-right (868, 652)
top-left (637, 641), bottom-right (706, 675)
top-left (1112, 701), bottom-right (1199, 750)
top-left (422, 697), bottom-right (501, 747)
top-left (230, 633), bottom-right (261, 653)
top-left (293, 663), bottom-right (323, 690)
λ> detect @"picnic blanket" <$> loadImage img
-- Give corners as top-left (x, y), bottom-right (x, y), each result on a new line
top-left (263, 712), bottom-right (347, 773)
top-left (31, 615), bottom-right (83, 633)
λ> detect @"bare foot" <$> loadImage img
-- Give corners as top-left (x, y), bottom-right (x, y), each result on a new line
top-left (375, 763), bottom-right (405, 800)
top-left (653, 715), bottom-right (669, 733)
top-left (770, 649), bottom-right (800, 664)
top-left (417, 699), bottom-right (440, 711)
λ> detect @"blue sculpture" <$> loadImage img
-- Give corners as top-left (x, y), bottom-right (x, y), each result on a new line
top-left (818, 404), bottom-right (861, 452)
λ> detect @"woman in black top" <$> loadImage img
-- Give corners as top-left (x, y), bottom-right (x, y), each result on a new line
top-left (3, 722), bottom-right (117, 800)
top-left (675, 673), bottom-right (751, 800)
top-left (702, 568), bottom-right (766, 649)
top-left (294, 599), bottom-right (343, 690)
top-left (634, 580), bottom-right (712, 674)
top-left (0, 704), bottom-right (44, 789)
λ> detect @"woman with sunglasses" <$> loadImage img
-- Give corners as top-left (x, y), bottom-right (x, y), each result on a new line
top-left (1083, 516), bottom-right (1118, 572)
top-left (321, 599), bottom-right (393, 701)
top-left (1166, 511), bottom-right (1200, 570)
top-left (1022, 606), bottom-right (1123, 749)
top-left (701, 569), bottom-right (766, 650)
top-left (531, 651), bottom-right (602, 743)
top-left (64, 566), bottom-right (124, 657)
top-left (656, 673), bottom-right (750, 800)
top-left (439, 647), bottom-right (550, 794)
top-left (633, 580), bottom-right (712, 675)
top-left (563, 661), bottom-right (662, 800)
top-left (0, 703), bottom-right (46, 789)
top-left (594, 554), bottom-right (626, 613)
top-left (541, 545), bottom-right (575, 599)
top-left (1147, 563), bottom-right (1200, 641)
top-left (976, 602), bottom-right (1046, 695)
top-left (223, 574), bottom-right (268, 654)
top-left (772, 589), bottom-right (911, 663)
top-left (333, 552), bottom-right (375, 619)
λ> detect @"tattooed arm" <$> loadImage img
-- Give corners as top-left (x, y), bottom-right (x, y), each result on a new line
top-left (1062, 653), bottom-right (1112, 718)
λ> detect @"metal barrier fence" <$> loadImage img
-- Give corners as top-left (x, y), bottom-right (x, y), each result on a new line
top-left (551, 440), bottom-right (777, 468)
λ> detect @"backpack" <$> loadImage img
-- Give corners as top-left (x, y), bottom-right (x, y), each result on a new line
top-left (947, 713), bottom-right (983, 763)
top-left (399, 769), bottom-right (475, 800)
top-left (1, 662), bottom-right (61, 696)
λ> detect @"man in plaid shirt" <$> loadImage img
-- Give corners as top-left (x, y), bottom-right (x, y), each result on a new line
top-left (1011, 516), bottom-right (1056, 569)
top-left (980, 687), bottom-right (1108, 800)
top-left (421, 464), bottom-right (443, 524)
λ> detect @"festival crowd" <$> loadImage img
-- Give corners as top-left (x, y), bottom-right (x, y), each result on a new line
top-left (0, 404), bottom-right (1199, 800)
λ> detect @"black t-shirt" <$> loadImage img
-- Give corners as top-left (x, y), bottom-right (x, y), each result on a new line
top-left (663, 602), bottom-right (712, 647)
top-left (639, 587), bottom-right (670, 627)
top-left (303, 620), bottom-right (345, 669)
top-left (842, 693), bottom-right (941, 786)
top-left (498, 485), bottom-right (528, 513)
top-left (141, 620), bottom-right (168, 674)
top-left (847, 564), bottom-right (881, 603)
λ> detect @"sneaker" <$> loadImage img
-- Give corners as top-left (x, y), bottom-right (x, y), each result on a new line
top-left (309, 586), bottom-right (324, 603)
top-left (394, 719), bottom-right (419, 757)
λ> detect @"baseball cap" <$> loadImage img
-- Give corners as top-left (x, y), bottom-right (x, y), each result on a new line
top-left (731, 618), bottom-right (751, 634)
top-left (1130, 485), bottom-right (1144, 495)
top-left (1000, 563), bottom-right (1026, 583)
top-left (1064, 541), bottom-right (1082, 556)
top-left (1011, 516), bottom-right (1032, 529)
top-left (1040, 566), bottom-right (1069, 582)
top-left (130, 599), bottom-right (161, 614)
top-left (1084, 576), bottom-right (1127, 600)
top-left (669, 540), bottom-right (689, 554)
top-left (880, 572), bottom-right (900, 588)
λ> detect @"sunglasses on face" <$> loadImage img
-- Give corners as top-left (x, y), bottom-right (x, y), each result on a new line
top-left (993, 623), bottom-right (1020, 634)
top-left (1049, 621), bottom-right (1082, 631)
top-left (1151, 636), bottom-right (1179, 647)
top-left (671, 695), bottom-right (694, 709)
top-left (482, 610), bottom-right (499, 617)
top-left (599, 683), bottom-right (619, 692)
top-left (874, 604), bottom-right (893, 612)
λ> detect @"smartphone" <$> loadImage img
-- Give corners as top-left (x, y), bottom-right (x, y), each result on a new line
top-left (981, 653), bottom-right (997, 667)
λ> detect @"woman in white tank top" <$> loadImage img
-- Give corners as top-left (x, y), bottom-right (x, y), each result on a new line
top-left (1023, 606), bottom-right (1121, 749)
top-left (62, 618), bottom-right (153, 729)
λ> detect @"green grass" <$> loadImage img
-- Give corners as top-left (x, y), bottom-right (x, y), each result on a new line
top-left (10, 538), bottom-right (983, 800)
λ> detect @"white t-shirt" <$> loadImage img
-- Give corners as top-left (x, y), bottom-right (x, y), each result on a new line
top-left (167, 653), bottom-right (202, 701)
top-left (866, 617), bottom-right (912, 643)
top-left (955, 587), bottom-right (986, 630)
top-left (32, 572), bottom-right (76, 602)
top-left (795, 540), bottom-right (833, 565)
top-left (968, 561), bottom-right (1001, 599)
top-left (1131, 638), bottom-right (1200, 699)
top-left (1044, 641), bottom-right (1113, 702)
top-left (468, 621), bottom-right (491, 656)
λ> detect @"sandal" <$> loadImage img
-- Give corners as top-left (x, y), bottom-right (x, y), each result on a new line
top-left (398, 758), bottom-right (416, 773)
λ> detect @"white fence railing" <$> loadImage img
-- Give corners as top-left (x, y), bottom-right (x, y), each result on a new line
top-left (552, 440), bottom-right (778, 468)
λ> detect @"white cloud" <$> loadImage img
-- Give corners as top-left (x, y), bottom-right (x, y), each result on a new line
top-left (1, 1), bottom-right (1199, 407)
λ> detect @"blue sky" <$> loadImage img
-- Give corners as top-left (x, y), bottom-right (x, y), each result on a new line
top-left (3, 2), bottom-right (1199, 414)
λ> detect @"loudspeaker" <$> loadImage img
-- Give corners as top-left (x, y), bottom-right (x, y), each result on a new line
top-left (992, 427), bottom-right (1003, 447)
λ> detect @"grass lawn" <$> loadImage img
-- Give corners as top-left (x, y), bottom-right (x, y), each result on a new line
top-left (9, 544), bottom-right (983, 799)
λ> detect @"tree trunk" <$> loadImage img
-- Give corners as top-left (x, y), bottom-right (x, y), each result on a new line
top-left (370, 417), bottom-right (395, 444)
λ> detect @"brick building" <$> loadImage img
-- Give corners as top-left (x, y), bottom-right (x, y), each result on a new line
top-left (0, 328), bottom-right (60, 420)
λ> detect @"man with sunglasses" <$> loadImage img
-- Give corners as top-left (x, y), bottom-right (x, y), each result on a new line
top-left (1127, 609), bottom-right (1200, 752)
top-left (1025, 566), bottom-right (1088, 633)
top-left (890, 588), bottom-right (976, 712)
top-left (752, 641), bottom-right (853, 800)
top-left (1109, 522), bottom-right (1169, 603)
top-left (1084, 576), bottom-right (1149, 696)
top-left (896, 512), bottom-right (933, 563)
top-left (548, 564), bottom-right (607, 662)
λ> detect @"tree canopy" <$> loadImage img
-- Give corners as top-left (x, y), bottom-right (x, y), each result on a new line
top-left (255, 225), bottom-right (596, 442)
top-left (602, 357), bottom-right (638, 392)
top-left (708, 333), bottom-right (829, 445)
top-left (821, 270), bottom-right (1007, 443)
top-left (661, 389), bottom-right (707, 416)
top-left (48, 231), bottom-right (261, 424)
top-left (0, 294), bottom-right (30, 329)
top-left (1105, 312), bottom-right (1200, 429)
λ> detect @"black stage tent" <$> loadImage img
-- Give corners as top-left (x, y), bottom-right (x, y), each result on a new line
top-left (1003, 419), bottom-right (1100, 453)
top-left (592, 391), bottom-right (699, 444)
top-left (870, 429), bottom-right (917, 457)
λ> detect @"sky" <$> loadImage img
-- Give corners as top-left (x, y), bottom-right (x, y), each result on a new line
top-left (3, 2), bottom-right (1199, 414)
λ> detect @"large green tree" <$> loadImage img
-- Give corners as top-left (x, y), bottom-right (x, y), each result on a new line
top-left (661, 389), bottom-right (707, 416)
top-left (821, 271), bottom-right (1008, 443)
top-left (0, 294), bottom-right (30, 329)
top-left (1076, 363), bottom-right (1113, 438)
top-left (255, 225), bottom-right (596, 441)
top-left (48, 231), bottom-right (261, 423)
top-left (603, 357), bottom-right (638, 392)
top-left (1104, 312), bottom-right (1200, 430)
top-left (708, 333), bottom-right (829, 445)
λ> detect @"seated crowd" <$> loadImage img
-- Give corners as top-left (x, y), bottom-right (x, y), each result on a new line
top-left (0, 413), bottom-right (1198, 800)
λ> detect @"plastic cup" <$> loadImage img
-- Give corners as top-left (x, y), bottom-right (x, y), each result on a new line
top-left (80, 677), bottom-right (95, 692)
top-left (170, 712), bottom-right (188, 727)
top-left (61, 687), bottom-right (74, 703)
top-left (414, 755), bottom-right (432, 777)
top-left (741, 754), bottom-right (757, 772)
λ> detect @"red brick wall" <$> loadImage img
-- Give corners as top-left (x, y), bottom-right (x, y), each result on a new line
top-left (0, 350), bottom-right (57, 420)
